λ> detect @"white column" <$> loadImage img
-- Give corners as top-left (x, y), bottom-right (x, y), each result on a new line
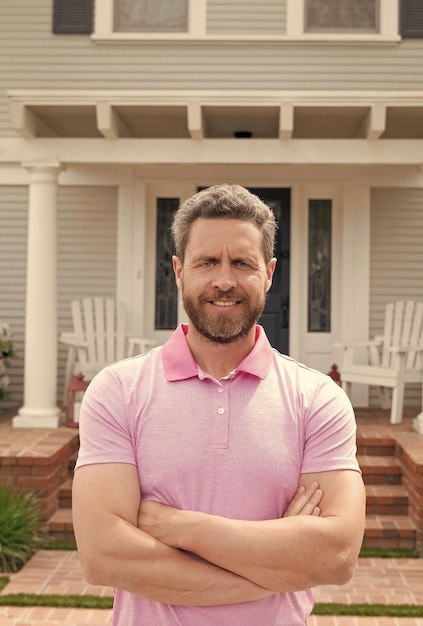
top-left (13, 163), bottom-right (63, 428)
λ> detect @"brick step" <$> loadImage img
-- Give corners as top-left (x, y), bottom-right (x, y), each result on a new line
top-left (357, 438), bottom-right (395, 457)
top-left (68, 453), bottom-right (78, 476)
top-left (363, 514), bottom-right (417, 550)
top-left (365, 484), bottom-right (409, 515)
top-left (358, 455), bottom-right (402, 485)
top-left (43, 507), bottom-right (75, 542)
top-left (58, 478), bottom-right (73, 509)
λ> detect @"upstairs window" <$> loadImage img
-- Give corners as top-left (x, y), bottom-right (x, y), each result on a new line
top-left (305, 0), bottom-right (378, 34)
top-left (286, 0), bottom-right (398, 41)
top-left (114, 0), bottom-right (188, 33)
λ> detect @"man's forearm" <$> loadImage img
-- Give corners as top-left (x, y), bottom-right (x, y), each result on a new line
top-left (77, 515), bottom-right (273, 606)
top-left (138, 473), bottom-right (365, 593)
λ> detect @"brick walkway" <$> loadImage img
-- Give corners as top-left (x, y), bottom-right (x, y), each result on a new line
top-left (1, 550), bottom-right (423, 625)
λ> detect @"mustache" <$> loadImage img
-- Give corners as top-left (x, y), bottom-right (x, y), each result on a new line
top-left (201, 290), bottom-right (243, 301)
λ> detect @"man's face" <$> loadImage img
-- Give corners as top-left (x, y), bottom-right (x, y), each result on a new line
top-left (173, 218), bottom-right (276, 344)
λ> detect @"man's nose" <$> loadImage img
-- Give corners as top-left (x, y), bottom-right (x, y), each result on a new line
top-left (211, 263), bottom-right (237, 291)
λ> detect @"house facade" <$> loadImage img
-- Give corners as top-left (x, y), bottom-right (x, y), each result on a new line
top-left (0, 0), bottom-right (423, 427)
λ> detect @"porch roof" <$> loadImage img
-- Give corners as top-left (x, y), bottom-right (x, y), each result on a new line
top-left (8, 89), bottom-right (423, 141)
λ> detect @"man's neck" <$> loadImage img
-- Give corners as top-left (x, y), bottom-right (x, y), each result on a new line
top-left (185, 325), bottom-right (256, 380)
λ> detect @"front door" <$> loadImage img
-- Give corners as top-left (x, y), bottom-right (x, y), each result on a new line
top-left (250, 188), bottom-right (291, 355)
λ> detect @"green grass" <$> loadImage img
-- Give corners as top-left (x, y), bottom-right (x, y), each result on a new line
top-left (0, 593), bottom-right (113, 609)
top-left (359, 546), bottom-right (420, 558)
top-left (38, 538), bottom-right (77, 551)
top-left (313, 603), bottom-right (423, 617)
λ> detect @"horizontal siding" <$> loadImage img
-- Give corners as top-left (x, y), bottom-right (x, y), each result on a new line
top-left (2, 1), bottom-right (423, 133)
top-left (57, 186), bottom-right (117, 403)
top-left (207, 0), bottom-right (286, 35)
top-left (0, 187), bottom-right (28, 407)
top-left (370, 188), bottom-right (423, 407)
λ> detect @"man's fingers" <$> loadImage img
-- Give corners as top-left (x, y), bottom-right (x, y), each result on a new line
top-left (283, 482), bottom-right (323, 517)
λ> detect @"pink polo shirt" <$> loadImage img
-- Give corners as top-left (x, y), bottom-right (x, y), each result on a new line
top-left (76, 324), bottom-right (360, 626)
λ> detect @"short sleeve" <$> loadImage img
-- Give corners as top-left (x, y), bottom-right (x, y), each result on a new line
top-left (75, 366), bottom-right (136, 469)
top-left (301, 377), bottom-right (361, 475)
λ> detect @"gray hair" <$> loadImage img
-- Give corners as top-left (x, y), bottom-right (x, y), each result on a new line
top-left (171, 184), bottom-right (277, 263)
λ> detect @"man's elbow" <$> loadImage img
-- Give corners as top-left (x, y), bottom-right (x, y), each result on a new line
top-left (78, 550), bottom-right (113, 587)
top-left (321, 548), bottom-right (359, 586)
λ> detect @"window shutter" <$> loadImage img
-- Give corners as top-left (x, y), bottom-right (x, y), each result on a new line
top-left (53, 0), bottom-right (93, 34)
top-left (401, 0), bottom-right (423, 38)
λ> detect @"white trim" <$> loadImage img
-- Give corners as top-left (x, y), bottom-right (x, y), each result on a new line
top-left (286, 0), bottom-right (400, 43)
top-left (2, 138), bottom-right (423, 166)
top-left (9, 88), bottom-right (423, 106)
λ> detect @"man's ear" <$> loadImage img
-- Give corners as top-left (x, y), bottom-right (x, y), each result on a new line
top-left (172, 255), bottom-right (183, 290)
top-left (266, 257), bottom-right (277, 291)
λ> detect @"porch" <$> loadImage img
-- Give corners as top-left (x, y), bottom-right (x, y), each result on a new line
top-left (0, 405), bottom-right (423, 554)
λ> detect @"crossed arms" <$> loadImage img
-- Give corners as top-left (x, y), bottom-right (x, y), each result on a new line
top-left (72, 463), bottom-right (365, 606)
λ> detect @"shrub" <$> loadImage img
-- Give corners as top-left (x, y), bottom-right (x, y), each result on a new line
top-left (0, 486), bottom-right (42, 572)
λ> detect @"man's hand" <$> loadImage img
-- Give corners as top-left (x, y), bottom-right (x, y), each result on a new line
top-left (283, 482), bottom-right (322, 518)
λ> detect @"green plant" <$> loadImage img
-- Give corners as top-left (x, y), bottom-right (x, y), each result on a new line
top-left (0, 486), bottom-right (42, 572)
top-left (0, 322), bottom-right (15, 401)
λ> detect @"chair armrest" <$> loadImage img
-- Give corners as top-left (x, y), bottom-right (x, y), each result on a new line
top-left (334, 339), bottom-right (382, 349)
top-left (390, 343), bottom-right (423, 354)
top-left (127, 337), bottom-right (156, 357)
top-left (59, 332), bottom-right (87, 348)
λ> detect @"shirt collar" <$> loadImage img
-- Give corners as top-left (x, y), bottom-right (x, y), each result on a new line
top-left (162, 323), bottom-right (273, 382)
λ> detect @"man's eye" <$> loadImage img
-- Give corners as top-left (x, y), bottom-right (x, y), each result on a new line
top-left (202, 261), bottom-right (214, 267)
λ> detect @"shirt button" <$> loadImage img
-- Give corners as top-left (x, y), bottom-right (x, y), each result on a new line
top-left (218, 387), bottom-right (224, 393)
top-left (217, 408), bottom-right (225, 415)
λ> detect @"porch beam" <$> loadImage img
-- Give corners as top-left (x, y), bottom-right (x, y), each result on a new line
top-left (96, 102), bottom-right (133, 139)
top-left (1, 138), bottom-right (423, 166)
top-left (279, 104), bottom-right (294, 140)
top-left (187, 104), bottom-right (204, 140)
top-left (356, 104), bottom-right (387, 140)
top-left (9, 102), bottom-right (57, 139)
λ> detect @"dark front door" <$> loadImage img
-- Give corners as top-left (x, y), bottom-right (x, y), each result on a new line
top-left (249, 188), bottom-right (291, 355)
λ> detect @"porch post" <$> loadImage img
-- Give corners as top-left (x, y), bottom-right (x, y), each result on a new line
top-left (13, 162), bottom-right (64, 428)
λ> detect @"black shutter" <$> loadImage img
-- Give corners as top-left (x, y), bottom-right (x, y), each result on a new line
top-left (401, 0), bottom-right (423, 38)
top-left (53, 0), bottom-right (93, 34)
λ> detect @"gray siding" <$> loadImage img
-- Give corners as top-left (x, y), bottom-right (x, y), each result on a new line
top-left (207, 0), bottom-right (286, 35)
top-left (2, 0), bottom-right (423, 134)
top-left (58, 186), bottom-right (118, 404)
top-left (0, 186), bottom-right (28, 406)
top-left (370, 187), bottom-right (423, 407)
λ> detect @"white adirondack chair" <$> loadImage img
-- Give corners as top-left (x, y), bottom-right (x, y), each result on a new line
top-left (337, 301), bottom-right (423, 424)
top-left (60, 297), bottom-right (156, 406)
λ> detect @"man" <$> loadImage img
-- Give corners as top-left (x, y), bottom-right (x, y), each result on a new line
top-left (73, 184), bottom-right (365, 625)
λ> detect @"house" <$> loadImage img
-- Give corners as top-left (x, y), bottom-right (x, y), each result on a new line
top-left (0, 0), bottom-right (423, 427)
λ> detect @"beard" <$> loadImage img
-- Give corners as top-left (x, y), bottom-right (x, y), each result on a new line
top-left (182, 288), bottom-right (267, 344)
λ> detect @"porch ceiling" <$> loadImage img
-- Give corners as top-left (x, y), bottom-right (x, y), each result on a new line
top-left (8, 90), bottom-right (423, 142)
